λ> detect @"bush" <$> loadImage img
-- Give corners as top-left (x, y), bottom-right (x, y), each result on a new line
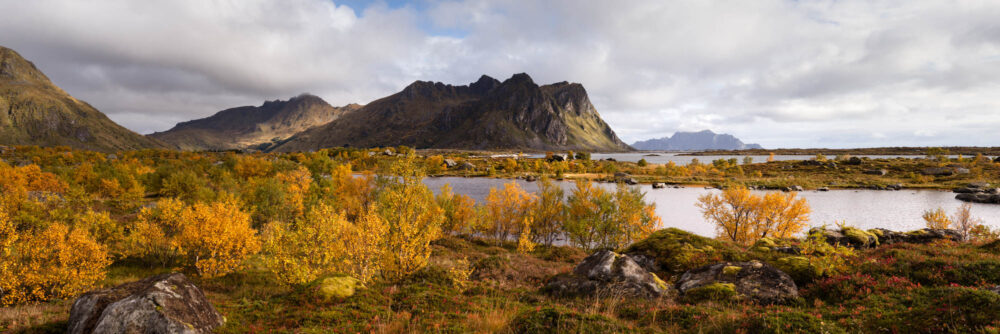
top-left (172, 195), bottom-right (261, 278)
top-left (0, 223), bottom-right (110, 305)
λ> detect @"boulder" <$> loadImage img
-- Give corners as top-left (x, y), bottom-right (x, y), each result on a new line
top-left (459, 162), bottom-right (476, 170)
top-left (956, 193), bottom-right (1000, 204)
top-left (544, 250), bottom-right (669, 299)
top-left (955, 167), bottom-right (970, 174)
top-left (869, 228), bottom-right (964, 244)
top-left (817, 187), bottom-right (829, 192)
top-left (524, 175), bottom-right (537, 182)
top-left (845, 157), bottom-right (863, 165)
top-left (863, 169), bottom-right (888, 176)
top-left (968, 182), bottom-right (990, 189)
top-left (443, 159), bottom-right (457, 168)
top-left (782, 185), bottom-right (804, 192)
top-left (954, 187), bottom-right (984, 194)
top-left (886, 183), bottom-right (903, 191)
top-left (652, 182), bottom-right (666, 189)
top-left (68, 273), bottom-right (224, 334)
top-left (988, 285), bottom-right (1000, 295)
top-left (676, 261), bottom-right (798, 305)
top-left (809, 227), bottom-right (878, 249)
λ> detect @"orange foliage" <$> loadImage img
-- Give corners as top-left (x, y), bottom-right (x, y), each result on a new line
top-left (697, 186), bottom-right (810, 245)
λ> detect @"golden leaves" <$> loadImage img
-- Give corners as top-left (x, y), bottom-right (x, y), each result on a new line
top-left (697, 186), bottom-right (810, 246)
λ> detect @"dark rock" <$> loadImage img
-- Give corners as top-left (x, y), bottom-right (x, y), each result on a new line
top-left (781, 185), bottom-right (804, 192)
top-left (956, 193), bottom-right (1000, 204)
top-left (652, 182), bottom-right (666, 189)
top-left (604, 158), bottom-right (617, 162)
top-left (676, 261), bottom-right (798, 305)
top-left (869, 228), bottom-right (964, 245)
top-left (801, 160), bottom-right (823, 166)
top-left (863, 169), bottom-right (888, 176)
top-left (954, 187), bottom-right (983, 194)
top-left (625, 178), bottom-right (638, 185)
top-left (544, 250), bottom-right (668, 299)
top-left (525, 175), bottom-right (537, 182)
top-left (845, 157), bottom-right (863, 165)
top-left (68, 273), bottom-right (224, 334)
top-left (548, 154), bottom-right (568, 162)
top-left (817, 187), bottom-right (829, 192)
top-left (886, 183), bottom-right (903, 191)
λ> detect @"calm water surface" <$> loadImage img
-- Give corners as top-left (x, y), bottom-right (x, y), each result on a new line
top-left (422, 176), bottom-right (1000, 237)
top-left (526, 152), bottom-right (952, 165)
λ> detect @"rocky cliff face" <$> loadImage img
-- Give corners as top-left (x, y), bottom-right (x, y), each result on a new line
top-left (632, 130), bottom-right (762, 151)
top-left (272, 73), bottom-right (631, 152)
top-left (0, 45), bottom-right (168, 151)
top-left (149, 94), bottom-right (359, 151)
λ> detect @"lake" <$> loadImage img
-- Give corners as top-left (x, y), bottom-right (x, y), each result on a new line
top-left (525, 152), bottom-right (949, 165)
top-left (422, 176), bottom-right (1000, 237)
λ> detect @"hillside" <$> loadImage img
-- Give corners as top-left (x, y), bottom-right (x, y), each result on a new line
top-left (632, 130), bottom-right (762, 151)
top-left (0, 46), bottom-right (167, 152)
top-left (271, 73), bottom-right (632, 152)
top-left (149, 94), bottom-right (359, 151)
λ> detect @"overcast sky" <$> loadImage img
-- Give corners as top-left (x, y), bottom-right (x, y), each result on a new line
top-left (1, 0), bottom-right (999, 148)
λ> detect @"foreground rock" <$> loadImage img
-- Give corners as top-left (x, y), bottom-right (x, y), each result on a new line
top-left (676, 261), bottom-right (798, 305)
top-left (544, 250), bottom-right (669, 298)
top-left (869, 228), bottom-right (964, 244)
top-left (68, 273), bottom-right (224, 334)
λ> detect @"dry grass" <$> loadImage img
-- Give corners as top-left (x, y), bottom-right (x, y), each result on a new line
top-left (0, 302), bottom-right (70, 332)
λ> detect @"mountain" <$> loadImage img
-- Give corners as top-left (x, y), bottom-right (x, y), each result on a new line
top-left (271, 73), bottom-right (631, 152)
top-left (631, 130), bottom-right (762, 151)
top-left (149, 94), bottom-right (360, 151)
top-left (0, 46), bottom-right (167, 151)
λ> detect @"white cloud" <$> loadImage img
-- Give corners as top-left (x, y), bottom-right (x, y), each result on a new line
top-left (1, 0), bottom-right (998, 147)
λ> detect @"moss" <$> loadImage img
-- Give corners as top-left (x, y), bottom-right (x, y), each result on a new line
top-left (842, 226), bottom-right (878, 246)
top-left (683, 283), bottom-right (738, 303)
top-left (773, 256), bottom-right (822, 285)
top-left (722, 266), bottom-right (742, 276)
top-left (315, 276), bottom-right (361, 300)
top-left (624, 228), bottom-right (743, 277)
top-left (868, 228), bottom-right (884, 237)
top-left (755, 237), bottom-right (779, 249)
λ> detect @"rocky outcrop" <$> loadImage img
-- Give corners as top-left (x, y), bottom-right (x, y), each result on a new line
top-left (811, 227), bottom-right (964, 248)
top-left (67, 273), bottom-right (224, 334)
top-left (956, 192), bottom-right (1000, 204)
top-left (544, 250), bottom-right (669, 298)
top-left (675, 261), bottom-right (798, 305)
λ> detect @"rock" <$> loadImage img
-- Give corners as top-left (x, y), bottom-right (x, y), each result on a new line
top-left (314, 276), bottom-right (362, 300)
top-left (845, 157), bottom-right (863, 165)
top-left (525, 175), bottom-right (537, 182)
top-left (920, 167), bottom-right (953, 176)
top-left (548, 154), bottom-right (568, 162)
top-left (625, 178), bottom-right (638, 185)
top-left (886, 183), bottom-right (903, 191)
top-left (955, 167), bottom-right (970, 174)
top-left (675, 261), bottom-right (798, 305)
top-left (956, 193), bottom-right (1000, 204)
top-left (782, 185), bottom-right (804, 192)
top-left (443, 159), bottom-right (457, 168)
top-left (68, 273), bottom-right (224, 334)
top-left (106, 154), bottom-right (118, 161)
top-left (868, 228), bottom-right (964, 244)
top-left (613, 172), bottom-right (628, 178)
top-left (382, 149), bottom-right (395, 156)
top-left (954, 187), bottom-right (983, 194)
top-left (544, 250), bottom-right (668, 299)
top-left (817, 187), bottom-right (829, 192)
top-left (801, 160), bottom-right (823, 166)
top-left (863, 169), bottom-right (888, 176)
top-left (988, 286), bottom-right (1000, 295)
top-left (604, 158), bottom-right (617, 162)
top-left (968, 182), bottom-right (990, 189)
top-left (652, 182), bottom-right (666, 189)
top-left (809, 227), bottom-right (879, 249)
top-left (460, 162), bottom-right (476, 170)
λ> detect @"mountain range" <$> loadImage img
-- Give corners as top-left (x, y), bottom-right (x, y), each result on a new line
top-left (269, 74), bottom-right (631, 152)
top-left (0, 45), bottom-right (630, 152)
top-left (631, 130), bottom-right (762, 151)
top-left (149, 94), bottom-right (360, 151)
top-left (0, 46), bottom-right (167, 152)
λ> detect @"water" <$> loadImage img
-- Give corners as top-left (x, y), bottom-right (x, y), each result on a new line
top-left (422, 176), bottom-right (1000, 237)
top-left (525, 152), bottom-right (948, 165)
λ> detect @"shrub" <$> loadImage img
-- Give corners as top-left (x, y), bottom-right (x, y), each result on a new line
top-left (697, 185), bottom-right (810, 245)
top-left (564, 180), bottom-right (660, 251)
top-left (922, 207), bottom-right (951, 229)
top-left (172, 195), bottom-right (261, 278)
top-left (479, 182), bottom-right (536, 243)
top-left (0, 223), bottom-right (110, 306)
top-left (376, 163), bottom-right (444, 280)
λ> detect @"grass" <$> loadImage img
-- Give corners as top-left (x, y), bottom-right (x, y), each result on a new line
top-left (4, 234), bottom-right (999, 333)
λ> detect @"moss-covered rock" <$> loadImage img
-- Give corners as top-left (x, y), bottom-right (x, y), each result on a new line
top-left (313, 276), bottom-right (362, 300)
top-left (682, 283), bottom-right (738, 303)
top-left (722, 266), bottom-right (742, 276)
top-left (677, 261), bottom-right (800, 305)
top-left (623, 228), bottom-right (743, 278)
top-left (842, 226), bottom-right (879, 247)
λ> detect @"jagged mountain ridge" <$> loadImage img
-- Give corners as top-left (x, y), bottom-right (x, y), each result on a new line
top-left (271, 73), bottom-right (632, 152)
top-left (632, 130), bottom-right (762, 151)
top-left (0, 45), bottom-right (168, 152)
top-left (149, 94), bottom-right (360, 151)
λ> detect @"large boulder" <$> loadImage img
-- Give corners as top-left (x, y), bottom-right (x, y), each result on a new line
top-left (676, 261), bottom-right (799, 305)
top-left (956, 192), bottom-right (1000, 204)
top-left (544, 250), bottom-right (669, 298)
top-left (809, 226), bottom-right (879, 249)
top-left (67, 273), bottom-right (224, 334)
top-left (869, 228), bottom-right (964, 244)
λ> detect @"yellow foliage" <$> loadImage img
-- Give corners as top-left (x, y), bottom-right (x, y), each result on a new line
top-left (274, 167), bottom-right (312, 220)
top-left (697, 186), bottom-right (810, 246)
top-left (532, 178), bottom-right (566, 246)
top-left (563, 180), bottom-right (661, 251)
top-left (480, 182), bottom-right (537, 243)
top-left (516, 217), bottom-right (536, 254)
top-left (172, 195), bottom-right (260, 278)
top-left (263, 203), bottom-right (351, 285)
top-left (922, 207), bottom-right (951, 229)
top-left (376, 162), bottom-right (444, 280)
top-left (426, 155), bottom-right (445, 174)
top-left (234, 155), bottom-right (274, 178)
top-left (328, 164), bottom-right (376, 220)
top-left (436, 184), bottom-right (476, 234)
top-left (0, 223), bottom-right (110, 306)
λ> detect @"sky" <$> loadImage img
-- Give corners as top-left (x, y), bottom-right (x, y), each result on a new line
top-left (1, 0), bottom-right (999, 148)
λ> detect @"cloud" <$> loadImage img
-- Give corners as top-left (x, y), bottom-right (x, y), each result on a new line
top-left (1, 0), bottom-right (998, 148)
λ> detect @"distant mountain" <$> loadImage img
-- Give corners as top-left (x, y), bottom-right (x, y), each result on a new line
top-left (150, 94), bottom-right (359, 151)
top-left (271, 73), bottom-right (631, 152)
top-left (632, 130), bottom-right (762, 151)
top-left (0, 45), bottom-right (168, 151)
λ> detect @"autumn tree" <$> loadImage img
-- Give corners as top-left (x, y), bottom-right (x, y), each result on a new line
top-left (375, 159), bottom-right (445, 280)
top-left (172, 195), bottom-right (261, 278)
top-left (697, 186), bottom-right (810, 246)
top-left (922, 207), bottom-right (951, 229)
top-left (480, 182), bottom-right (537, 243)
top-left (1, 222), bottom-right (110, 306)
top-left (426, 155), bottom-right (445, 174)
top-left (564, 180), bottom-right (661, 251)
top-left (532, 178), bottom-right (566, 246)
top-left (436, 184), bottom-right (476, 235)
